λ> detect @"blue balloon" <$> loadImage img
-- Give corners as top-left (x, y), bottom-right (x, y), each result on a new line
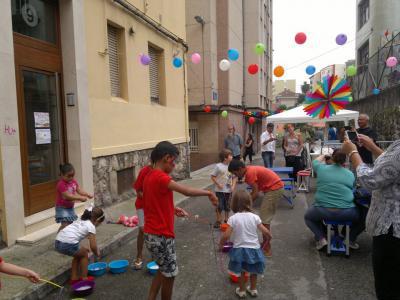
top-left (373, 88), bottom-right (380, 95)
top-left (227, 48), bottom-right (240, 61)
top-left (306, 65), bottom-right (316, 75)
top-left (173, 57), bottom-right (183, 68)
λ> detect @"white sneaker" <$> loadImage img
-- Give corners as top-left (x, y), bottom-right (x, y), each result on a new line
top-left (235, 287), bottom-right (246, 298)
top-left (246, 286), bottom-right (258, 297)
top-left (349, 241), bottom-right (360, 250)
top-left (316, 238), bottom-right (328, 250)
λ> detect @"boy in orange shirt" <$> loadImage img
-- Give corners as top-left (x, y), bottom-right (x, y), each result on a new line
top-left (228, 160), bottom-right (284, 257)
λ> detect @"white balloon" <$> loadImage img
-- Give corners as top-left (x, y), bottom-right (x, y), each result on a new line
top-left (219, 59), bottom-right (231, 71)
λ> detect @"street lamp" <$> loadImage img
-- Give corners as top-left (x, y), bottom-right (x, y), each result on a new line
top-left (194, 15), bottom-right (206, 105)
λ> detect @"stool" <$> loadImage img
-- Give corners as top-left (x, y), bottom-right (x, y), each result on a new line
top-left (297, 169), bottom-right (311, 192)
top-left (324, 220), bottom-right (352, 257)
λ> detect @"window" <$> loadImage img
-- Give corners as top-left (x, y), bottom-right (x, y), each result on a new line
top-left (117, 167), bottom-right (134, 195)
top-left (108, 24), bottom-right (122, 97)
top-left (358, 0), bottom-right (369, 29)
top-left (149, 45), bottom-right (164, 103)
top-left (189, 128), bottom-right (199, 152)
top-left (11, 0), bottom-right (57, 44)
top-left (357, 41), bottom-right (369, 72)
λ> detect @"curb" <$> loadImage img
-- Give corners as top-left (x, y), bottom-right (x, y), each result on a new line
top-left (12, 184), bottom-right (213, 300)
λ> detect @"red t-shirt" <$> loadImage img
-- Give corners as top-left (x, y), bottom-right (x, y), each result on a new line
top-left (245, 166), bottom-right (284, 192)
top-left (143, 169), bottom-right (175, 238)
top-left (133, 165), bottom-right (152, 209)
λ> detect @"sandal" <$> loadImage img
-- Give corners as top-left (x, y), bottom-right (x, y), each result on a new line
top-left (213, 221), bottom-right (221, 229)
top-left (133, 259), bottom-right (143, 270)
top-left (246, 286), bottom-right (258, 297)
top-left (235, 287), bottom-right (247, 298)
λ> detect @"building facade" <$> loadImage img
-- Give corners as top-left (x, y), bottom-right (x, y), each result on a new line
top-left (0, 0), bottom-right (188, 246)
top-left (186, 0), bottom-right (273, 170)
top-left (309, 64), bottom-right (346, 90)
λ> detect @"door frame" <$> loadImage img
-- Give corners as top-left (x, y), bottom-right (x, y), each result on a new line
top-left (13, 1), bottom-right (68, 215)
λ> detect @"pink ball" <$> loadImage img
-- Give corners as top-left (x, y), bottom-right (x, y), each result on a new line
top-left (191, 53), bottom-right (201, 64)
top-left (386, 56), bottom-right (398, 67)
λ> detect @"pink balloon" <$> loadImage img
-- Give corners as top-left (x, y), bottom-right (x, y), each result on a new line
top-left (386, 56), bottom-right (398, 67)
top-left (295, 32), bottom-right (307, 44)
top-left (191, 53), bottom-right (201, 64)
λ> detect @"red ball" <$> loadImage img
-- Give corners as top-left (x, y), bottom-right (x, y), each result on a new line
top-left (204, 105), bottom-right (211, 113)
top-left (248, 64), bottom-right (259, 75)
top-left (295, 32), bottom-right (307, 44)
top-left (248, 117), bottom-right (256, 125)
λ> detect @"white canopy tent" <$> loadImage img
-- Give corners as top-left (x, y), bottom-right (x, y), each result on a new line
top-left (266, 105), bottom-right (359, 126)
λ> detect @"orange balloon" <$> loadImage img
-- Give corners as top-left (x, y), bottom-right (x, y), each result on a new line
top-left (274, 66), bottom-right (284, 77)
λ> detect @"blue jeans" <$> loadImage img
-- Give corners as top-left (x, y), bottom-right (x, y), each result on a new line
top-left (262, 151), bottom-right (274, 168)
top-left (304, 206), bottom-right (362, 242)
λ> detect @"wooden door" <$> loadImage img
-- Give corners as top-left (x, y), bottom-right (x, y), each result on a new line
top-left (12, 0), bottom-right (67, 215)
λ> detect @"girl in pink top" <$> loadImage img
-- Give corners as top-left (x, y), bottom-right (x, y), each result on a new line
top-left (56, 163), bottom-right (93, 231)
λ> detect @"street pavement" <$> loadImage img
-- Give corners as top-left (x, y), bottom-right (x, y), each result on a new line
top-left (50, 166), bottom-right (376, 299)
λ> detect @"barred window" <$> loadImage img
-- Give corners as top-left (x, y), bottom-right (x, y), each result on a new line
top-left (107, 24), bottom-right (121, 97)
top-left (189, 128), bottom-right (199, 152)
top-left (149, 45), bottom-right (162, 103)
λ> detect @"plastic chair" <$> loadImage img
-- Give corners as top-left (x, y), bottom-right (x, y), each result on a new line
top-left (324, 220), bottom-right (352, 258)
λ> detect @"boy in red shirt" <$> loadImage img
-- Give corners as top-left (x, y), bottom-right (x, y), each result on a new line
top-left (143, 141), bottom-right (218, 300)
top-left (228, 160), bottom-right (284, 257)
top-left (132, 165), bottom-right (152, 270)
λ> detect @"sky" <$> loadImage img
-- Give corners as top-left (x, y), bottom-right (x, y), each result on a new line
top-left (273, 0), bottom-right (357, 92)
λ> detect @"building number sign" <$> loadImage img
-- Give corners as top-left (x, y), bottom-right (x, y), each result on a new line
top-left (21, 4), bottom-right (39, 28)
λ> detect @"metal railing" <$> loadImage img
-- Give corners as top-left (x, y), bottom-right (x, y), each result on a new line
top-left (349, 32), bottom-right (400, 100)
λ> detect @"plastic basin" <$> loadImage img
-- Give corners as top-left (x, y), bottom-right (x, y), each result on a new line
top-left (146, 261), bottom-right (159, 275)
top-left (222, 242), bottom-right (233, 253)
top-left (88, 262), bottom-right (107, 276)
top-left (108, 260), bottom-right (129, 274)
top-left (71, 280), bottom-right (95, 297)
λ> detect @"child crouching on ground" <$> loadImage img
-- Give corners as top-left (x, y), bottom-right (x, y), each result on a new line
top-left (143, 141), bottom-right (218, 300)
top-left (211, 149), bottom-right (236, 228)
top-left (220, 190), bottom-right (271, 298)
top-left (55, 207), bottom-right (105, 284)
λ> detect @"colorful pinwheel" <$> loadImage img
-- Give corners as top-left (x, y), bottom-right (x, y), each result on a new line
top-left (303, 75), bottom-right (352, 119)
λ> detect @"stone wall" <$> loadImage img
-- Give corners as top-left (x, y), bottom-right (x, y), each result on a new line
top-left (93, 143), bottom-right (190, 207)
top-left (348, 85), bottom-right (400, 140)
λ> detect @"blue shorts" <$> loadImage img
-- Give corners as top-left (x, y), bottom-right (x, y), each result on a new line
top-left (55, 240), bottom-right (79, 256)
top-left (216, 192), bottom-right (231, 212)
top-left (55, 206), bottom-right (78, 223)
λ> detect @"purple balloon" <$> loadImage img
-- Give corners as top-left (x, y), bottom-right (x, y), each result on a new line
top-left (140, 54), bottom-right (151, 65)
top-left (336, 34), bottom-right (347, 45)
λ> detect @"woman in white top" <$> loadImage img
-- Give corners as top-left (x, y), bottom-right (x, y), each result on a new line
top-left (220, 190), bottom-right (271, 298)
top-left (55, 206), bottom-right (105, 284)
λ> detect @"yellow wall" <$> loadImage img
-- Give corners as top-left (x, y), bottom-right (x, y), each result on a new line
top-left (84, 0), bottom-right (188, 157)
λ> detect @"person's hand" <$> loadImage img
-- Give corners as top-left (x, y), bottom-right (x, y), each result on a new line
top-left (87, 193), bottom-right (94, 199)
top-left (96, 249), bottom-right (101, 257)
top-left (174, 207), bottom-right (189, 217)
top-left (341, 138), bottom-right (357, 154)
top-left (80, 197), bottom-right (88, 202)
top-left (358, 134), bottom-right (376, 151)
top-left (208, 192), bottom-right (218, 206)
top-left (25, 270), bottom-right (40, 283)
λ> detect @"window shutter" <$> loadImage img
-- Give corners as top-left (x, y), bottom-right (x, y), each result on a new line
top-left (108, 24), bottom-right (121, 97)
top-left (148, 46), bottom-right (160, 102)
